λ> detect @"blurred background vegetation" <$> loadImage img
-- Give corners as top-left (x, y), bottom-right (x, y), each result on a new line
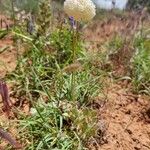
top-left (0, 0), bottom-right (150, 17)
top-left (127, 0), bottom-right (150, 11)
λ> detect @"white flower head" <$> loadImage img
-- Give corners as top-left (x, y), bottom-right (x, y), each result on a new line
top-left (64, 0), bottom-right (96, 22)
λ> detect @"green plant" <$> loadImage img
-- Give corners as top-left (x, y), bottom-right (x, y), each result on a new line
top-left (50, 22), bottom-right (84, 101)
top-left (7, 45), bottom-right (100, 149)
top-left (50, 27), bottom-right (79, 65)
top-left (131, 31), bottom-right (150, 94)
top-left (15, 0), bottom-right (39, 13)
top-left (0, 29), bottom-right (9, 39)
top-left (19, 100), bottom-right (97, 150)
top-left (0, 0), bottom-right (39, 17)
top-left (36, 0), bottom-right (51, 37)
top-left (52, 67), bottom-right (102, 105)
top-left (6, 18), bottom-right (102, 149)
top-left (3, 1), bottom-right (105, 148)
top-left (127, 0), bottom-right (150, 11)
top-left (0, 0), bottom-right (12, 15)
top-left (108, 35), bottom-right (125, 54)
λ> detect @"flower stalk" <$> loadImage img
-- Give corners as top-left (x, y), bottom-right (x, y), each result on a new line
top-left (64, 0), bottom-right (96, 101)
top-left (70, 21), bottom-right (79, 101)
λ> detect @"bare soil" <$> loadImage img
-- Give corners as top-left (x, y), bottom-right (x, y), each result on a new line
top-left (0, 15), bottom-right (17, 79)
top-left (95, 82), bottom-right (150, 150)
top-left (0, 38), bottom-right (17, 79)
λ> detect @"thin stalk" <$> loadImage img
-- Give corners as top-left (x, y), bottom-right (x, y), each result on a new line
top-left (11, 0), bottom-right (15, 27)
top-left (71, 22), bottom-right (78, 101)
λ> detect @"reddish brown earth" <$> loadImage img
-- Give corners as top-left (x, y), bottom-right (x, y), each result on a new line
top-left (0, 13), bottom-right (150, 150)
top-left (95, 83), bottom-right (150, 150)
top-left (0, 15), bottom-right (21, 149)
top-left (84, 11), bottom-right (150, 150)
top-left (0, 15), bottom-right (17, 79)
top-left (0, 38), bottom-right (17, 79)
top-left (83, 11), bottom-right (150, 50)
top-left (0, 15), bottom-right (13, 29)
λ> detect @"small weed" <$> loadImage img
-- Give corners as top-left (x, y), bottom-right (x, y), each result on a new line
top-left (131, 30), bottom-right (150, 94)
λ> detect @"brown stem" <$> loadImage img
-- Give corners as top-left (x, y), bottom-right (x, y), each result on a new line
top-left (0, 128), bottom-right (22, 149)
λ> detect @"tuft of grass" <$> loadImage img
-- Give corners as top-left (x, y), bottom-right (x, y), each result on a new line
top-left (131, 29), bottom-right (150, 94)
top-left (5, 17), bottom-right (103, 149)
top-left (9, 52), bottom-right (101, 149)
top-left (19, 100), bottom-right (97, 150)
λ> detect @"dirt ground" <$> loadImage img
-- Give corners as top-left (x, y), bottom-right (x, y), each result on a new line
top-left (0, 15), bottom-right (17, 79)
top-left (0, 38), bottom-right (17, 79)
top-left (85, 12), bottom-right (150, 150)
top-left (0, 13), bottom-right (150, 150)
top-left (96, 82), bottom-right (150, 150)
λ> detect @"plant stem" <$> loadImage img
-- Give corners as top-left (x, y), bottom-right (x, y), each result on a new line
top-left (71, 22), bottom-right (78, 101)
top-left (11, 0), bottom-right (16, 27)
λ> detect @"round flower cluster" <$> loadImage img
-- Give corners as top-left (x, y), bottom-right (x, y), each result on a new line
top-left (64, 0), bottom-right (96, 22)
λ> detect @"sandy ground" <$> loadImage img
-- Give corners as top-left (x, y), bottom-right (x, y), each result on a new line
top-left (0, 38), bottom-right (17, 79)
top-left (96, 83), bottom-right (150, 150)
top-left (0, 15), bottom-right (17, 79)
top-left (85, 12), bottom-right (150, 150)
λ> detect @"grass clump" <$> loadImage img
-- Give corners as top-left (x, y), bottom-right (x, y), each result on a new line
top-left (9, 45), bottom-right (101, 149)
top-left (131, 30), bottom-right (150, 94)
top-left (104, 27), bottom-right (150, 95)
top-left (19, 101), bottom-right (97, 149)
top-left (6, 8), bottom-right (103, 149)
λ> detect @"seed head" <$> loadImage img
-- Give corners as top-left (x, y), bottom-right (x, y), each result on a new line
top-left (64, 0), bottom-right (96, 22)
